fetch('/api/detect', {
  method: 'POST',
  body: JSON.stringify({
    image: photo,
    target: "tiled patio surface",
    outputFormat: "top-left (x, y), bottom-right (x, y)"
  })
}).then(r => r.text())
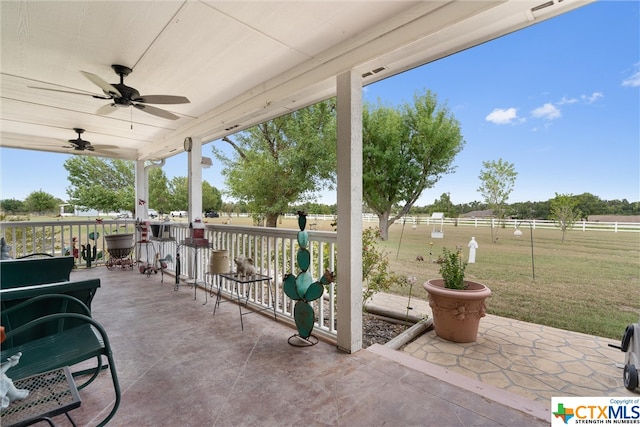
top-left (32, 267), bottom-right (554, 427)
top-left (366, 292), bottom-right (637, 405)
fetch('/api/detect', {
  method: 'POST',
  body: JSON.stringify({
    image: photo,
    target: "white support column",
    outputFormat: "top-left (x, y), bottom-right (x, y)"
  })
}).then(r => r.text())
top-left (336, 70), bottom-right (363, 353)
top-left (187, 137), bottom-right (203, 222)
top-left (134, 160), bottom-right (146, 219)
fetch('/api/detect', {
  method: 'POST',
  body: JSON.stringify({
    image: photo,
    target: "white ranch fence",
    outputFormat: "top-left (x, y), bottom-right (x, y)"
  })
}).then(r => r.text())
top-left (281, 213), bottom-right (640, 233)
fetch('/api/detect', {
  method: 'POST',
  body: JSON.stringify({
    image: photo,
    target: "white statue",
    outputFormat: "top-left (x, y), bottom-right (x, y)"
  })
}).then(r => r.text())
top-left (1, 353), bottom-right (29, 409)
top-left (468, 237), bottom-right (479, 264)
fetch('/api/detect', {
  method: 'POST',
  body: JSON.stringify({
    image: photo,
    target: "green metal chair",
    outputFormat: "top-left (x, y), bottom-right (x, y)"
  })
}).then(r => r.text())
top-left (0, 294), bottom-right (121, 427)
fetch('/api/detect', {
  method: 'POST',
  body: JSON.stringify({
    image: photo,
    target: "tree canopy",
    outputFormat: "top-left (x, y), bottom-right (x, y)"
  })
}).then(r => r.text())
top-left (64, 156), bottom-right (221, 216)
top-left (148, 167), bottom-right (171, 213)
top-left (363, 90), bottom-right (465, 239)
top-left (0, 198), bottom-right (26, 214)
top-left (213, 100), bottom-right (337, 227)
top-left (25, 190), bottom-right (59, 215)
top-left (64, 157), bottom-right (135, 214)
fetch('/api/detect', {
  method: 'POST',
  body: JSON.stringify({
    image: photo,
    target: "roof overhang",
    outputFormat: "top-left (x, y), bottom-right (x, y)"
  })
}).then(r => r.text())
top-left (0, 0), bottom-right (594, 162)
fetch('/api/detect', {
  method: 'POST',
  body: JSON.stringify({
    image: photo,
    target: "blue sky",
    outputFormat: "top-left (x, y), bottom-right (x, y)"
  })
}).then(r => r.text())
top-left (1, 1), bottom-right (638, 207)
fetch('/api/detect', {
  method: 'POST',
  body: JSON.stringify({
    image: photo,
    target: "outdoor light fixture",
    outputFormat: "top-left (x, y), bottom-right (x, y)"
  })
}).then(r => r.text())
top-left (201, 157), bottom-right (213, 168)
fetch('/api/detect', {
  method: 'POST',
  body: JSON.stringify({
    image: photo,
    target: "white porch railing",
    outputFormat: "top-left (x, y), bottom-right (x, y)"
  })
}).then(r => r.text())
top-left (0, 220), bottom-right (339, 341)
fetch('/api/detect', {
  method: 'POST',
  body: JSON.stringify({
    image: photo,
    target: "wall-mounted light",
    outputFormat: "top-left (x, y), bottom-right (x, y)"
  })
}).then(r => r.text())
top-left (201, 156), bottom-right (213, 169)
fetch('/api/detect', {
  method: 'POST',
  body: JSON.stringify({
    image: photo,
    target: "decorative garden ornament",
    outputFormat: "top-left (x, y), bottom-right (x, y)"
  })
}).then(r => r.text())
top-left (1, 353), bottom-right (29, 409)
top-left (283, 211), bottom-right (335, 346)
top-left (467, 237), bottom-right (478, 263)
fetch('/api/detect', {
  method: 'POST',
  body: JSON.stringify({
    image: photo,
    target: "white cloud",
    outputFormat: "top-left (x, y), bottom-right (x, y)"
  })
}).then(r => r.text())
top-left (485, 107), bottom-right (520, 125)
top-left (531, 103), bottom-right (561, 120)
top-left (582, 92), bottom-right (603, 103)
top-left (622, 70), bottom-right (640, 87)
top-left (557, 96), bottom-right (578, 105)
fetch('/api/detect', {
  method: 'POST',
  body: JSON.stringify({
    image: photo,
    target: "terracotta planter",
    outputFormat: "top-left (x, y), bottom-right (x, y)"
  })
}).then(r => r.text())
top-left (423, 279), bottom-right (491, 343)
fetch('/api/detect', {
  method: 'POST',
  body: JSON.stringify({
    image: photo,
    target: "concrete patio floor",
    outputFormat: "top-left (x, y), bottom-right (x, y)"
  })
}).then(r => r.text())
top-left (28, 267), bottom-right (552, 427)
top-left (26, 266), bottom-right (638, 426)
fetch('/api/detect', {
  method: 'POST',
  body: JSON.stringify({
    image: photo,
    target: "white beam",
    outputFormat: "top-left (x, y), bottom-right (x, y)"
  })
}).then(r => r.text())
top-left (187, 137), bottom-right (203, 222)
top-left (336, 70), bottom-right (363, 353)
top-left (134, 160), bottom-right (146, 219)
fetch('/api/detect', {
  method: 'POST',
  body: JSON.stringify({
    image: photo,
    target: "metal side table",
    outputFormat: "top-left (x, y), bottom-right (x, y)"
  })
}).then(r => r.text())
top-left (1, 367), bottom-right (81, 427)
top-left (213, 273), bottom-right (276, 330)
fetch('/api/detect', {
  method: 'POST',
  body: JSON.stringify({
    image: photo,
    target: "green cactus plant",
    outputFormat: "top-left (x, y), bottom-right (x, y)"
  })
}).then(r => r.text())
top-left (81, 243), bottom-right (98, 268)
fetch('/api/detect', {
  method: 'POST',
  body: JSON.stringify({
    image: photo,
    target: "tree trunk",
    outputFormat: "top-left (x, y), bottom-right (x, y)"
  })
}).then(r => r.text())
top-left (265, 212), bottom-right (279, 228)
top-left (378, 213), bottom-right (390, 240)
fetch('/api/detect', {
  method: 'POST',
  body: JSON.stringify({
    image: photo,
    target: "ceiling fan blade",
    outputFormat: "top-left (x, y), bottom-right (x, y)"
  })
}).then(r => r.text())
top-left (133, 103), bottom-right (180, 120)
top-left (64, 144), bottom-right (87, 151)
top-left (96, 103), bottom-right (118, 116)
top-left (134, 95), bottom-right (190, 104)
top-left (28, 86), bottom-right (109, 98)
top-left (80, 71), bottom-right (121, 97)
top-left (92, 144), bottom-right (119, 150)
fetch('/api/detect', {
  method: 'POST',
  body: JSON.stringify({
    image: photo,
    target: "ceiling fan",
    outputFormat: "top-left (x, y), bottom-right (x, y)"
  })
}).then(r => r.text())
top-left (63, 128), bottom-right (117, 154)
top-left (31, 64), bottom-right (190, 120)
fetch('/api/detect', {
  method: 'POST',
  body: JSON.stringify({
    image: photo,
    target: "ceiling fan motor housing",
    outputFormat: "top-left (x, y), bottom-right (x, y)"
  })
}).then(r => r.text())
top-left (110, 84), bottom-right (140, 106)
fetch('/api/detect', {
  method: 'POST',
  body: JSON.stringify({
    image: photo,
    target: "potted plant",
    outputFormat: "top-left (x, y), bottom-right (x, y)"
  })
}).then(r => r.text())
top-left (423, 247), bottom-right (491, 342)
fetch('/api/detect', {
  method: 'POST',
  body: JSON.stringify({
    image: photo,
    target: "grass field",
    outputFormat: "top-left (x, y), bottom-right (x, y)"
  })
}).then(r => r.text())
top-left (375, 220), bottom-right (639, 340)
top-left (10, 214), bottom-right (640, 340)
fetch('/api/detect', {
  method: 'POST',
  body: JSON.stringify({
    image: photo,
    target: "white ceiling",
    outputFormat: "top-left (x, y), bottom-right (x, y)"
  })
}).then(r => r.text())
top-left (0, 0), bottom-right (593, 162)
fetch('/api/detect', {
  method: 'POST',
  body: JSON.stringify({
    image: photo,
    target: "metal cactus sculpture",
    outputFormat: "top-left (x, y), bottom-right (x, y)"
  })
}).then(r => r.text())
top-left (81, 243), bottom-right (98, 268)
top-left (283, 211), bottom-right (335, 346)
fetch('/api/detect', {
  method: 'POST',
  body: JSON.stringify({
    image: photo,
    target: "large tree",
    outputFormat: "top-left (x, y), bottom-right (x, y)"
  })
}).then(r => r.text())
top-left (477, 158), bottom-right (518, 243)
top-left (168, 176), bottom-right (188, 211)
top-left (430, 192), bottom-right (458, 218)
top-left (202, 181), bottom-right (223, 212)
top-left (1, 198), bottom-right (26, 214)
top-left (573, 192), bottom-right (605, 219)
top-left (363, 90), bottom-right (464, 240)
top-left (148, 167), bottom-right (171, 214)
top-left (64, 157), bottom-right (135, 214)
top-left (213, 100), bottom-right (336, 227)
top-left (24, 190), bottom-right (59, 215)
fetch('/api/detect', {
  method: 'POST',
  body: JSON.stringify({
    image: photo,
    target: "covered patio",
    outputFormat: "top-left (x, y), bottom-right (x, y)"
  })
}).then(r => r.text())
top-left (4, 3), bottom-right (613, 425)
top-left (0, 0), bottom-right (595, 353)
top-left (57, 267), bottom-right (548, 427)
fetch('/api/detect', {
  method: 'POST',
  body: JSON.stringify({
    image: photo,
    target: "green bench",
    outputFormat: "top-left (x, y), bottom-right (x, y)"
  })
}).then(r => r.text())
top-left (0, 255), bottom-right (75, 289)
top-left (0, 280), bottom-right (121, 426)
